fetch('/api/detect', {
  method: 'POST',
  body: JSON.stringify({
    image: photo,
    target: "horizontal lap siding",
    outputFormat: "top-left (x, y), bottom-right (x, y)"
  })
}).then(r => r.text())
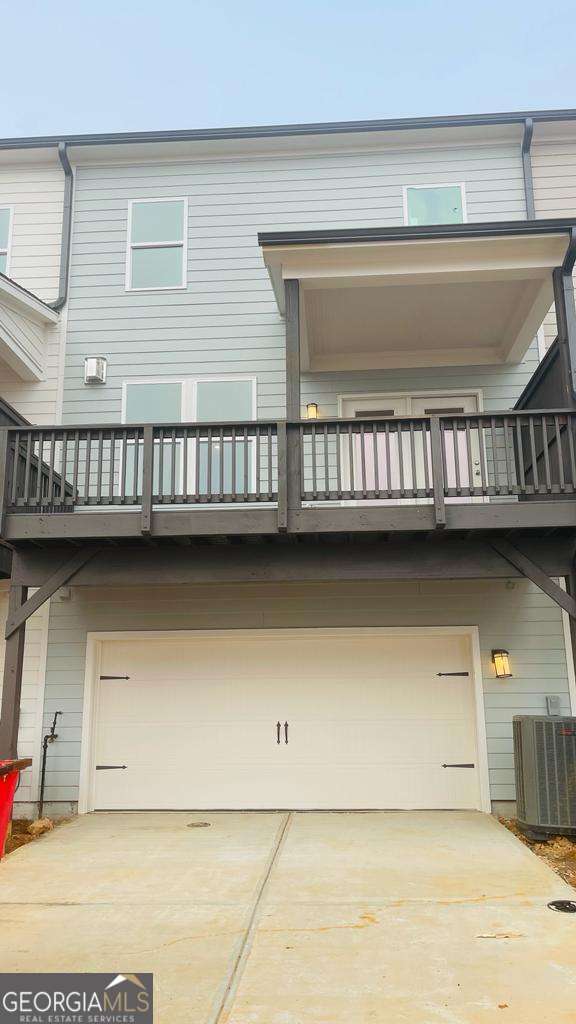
top-left (0, 586), bottom-right (50, 808)
top-left (42, 579), bottom-right (572, 806)
top-left (64, 142), bottom-right (526, 423)
top-left (0, 162), bottom-right (65, 422)
top-left (532, 137), bottom-right (576, 350)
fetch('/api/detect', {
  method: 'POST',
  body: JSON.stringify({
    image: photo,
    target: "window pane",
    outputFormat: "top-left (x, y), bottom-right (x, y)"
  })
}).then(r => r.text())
top-left (0, 253), bottom-right (6, 275)
top-left (125, 382), bottom-right (182, 423)
top-left (196, 380), bottom-right (253, 422)
top-left (406, 186), bottom-right (463, 226)
top-left (131, 200), bottom-right (184, 244)
top-left (0, 209), bottom-right (10, 250)
top-left (131, 245), bottom-right (183, 288)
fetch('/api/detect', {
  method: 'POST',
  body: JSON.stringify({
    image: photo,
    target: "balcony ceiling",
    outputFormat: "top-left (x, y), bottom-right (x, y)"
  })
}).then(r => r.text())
top-left (261, 227), bottom-right (571, 370)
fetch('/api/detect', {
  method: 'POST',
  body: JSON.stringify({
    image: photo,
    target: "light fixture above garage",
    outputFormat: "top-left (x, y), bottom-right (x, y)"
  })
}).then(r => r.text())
top-left (492, 649), bottom-right (512, 679)
top-left (306, 402), bottom-right (319, 419)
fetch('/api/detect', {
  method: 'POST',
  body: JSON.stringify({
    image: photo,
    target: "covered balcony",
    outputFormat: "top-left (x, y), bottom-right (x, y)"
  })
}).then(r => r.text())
top-left (0, 220), bottom-right (575, 545)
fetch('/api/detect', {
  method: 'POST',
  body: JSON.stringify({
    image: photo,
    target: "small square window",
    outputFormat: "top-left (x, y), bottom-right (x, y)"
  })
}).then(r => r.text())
top-left (127, 199), bottom-right (186, 290)
top-left (405, 185), bottom-right (464, 226)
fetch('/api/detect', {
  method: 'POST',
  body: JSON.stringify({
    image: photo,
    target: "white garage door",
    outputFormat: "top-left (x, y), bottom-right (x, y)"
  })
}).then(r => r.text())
top-left (90, 630), bottom-right (483, 811)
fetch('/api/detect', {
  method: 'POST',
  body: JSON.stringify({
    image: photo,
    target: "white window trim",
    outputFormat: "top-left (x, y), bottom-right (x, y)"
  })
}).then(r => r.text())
top-left (0, 205), bottom-right (14, 277)
top-left (125, 197), bottom-right (188, 292)
top-left (121, 375), bottom-right (258, 424)
top-left (402, 183), bottom-right (468, 226)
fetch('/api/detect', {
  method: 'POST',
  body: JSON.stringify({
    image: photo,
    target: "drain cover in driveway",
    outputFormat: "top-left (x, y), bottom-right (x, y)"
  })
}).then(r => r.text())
top-left (548, 900), bottom-right (576, 913)
top-left (187, 822), bottom-right (211, 828)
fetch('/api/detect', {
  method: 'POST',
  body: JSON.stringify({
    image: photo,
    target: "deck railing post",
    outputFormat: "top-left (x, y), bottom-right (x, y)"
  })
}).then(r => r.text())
top-left (277, 421), bottom-right (288, 531)
top-left (429, 416), bottom-right (446, 528)
top-left (285, 421), bottom-right (302, 529)
top-left (0, 428), bottom-right (9, 537)
top-left (141, 426), bottom-right (154, 535)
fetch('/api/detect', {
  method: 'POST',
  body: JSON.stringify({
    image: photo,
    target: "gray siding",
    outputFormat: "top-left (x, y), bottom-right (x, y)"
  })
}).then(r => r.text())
top-left (63, 140), bottom-right (527, 424)
top-left (42, 579), bottom-right (572, 807)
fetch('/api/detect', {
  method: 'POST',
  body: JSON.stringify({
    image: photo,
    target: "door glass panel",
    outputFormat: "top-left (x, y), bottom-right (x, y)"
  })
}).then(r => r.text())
top-left (412, 396), bottom-right (479, 492)
top-left (0, 253), bottom-right (6, 275)
top-left (124, 382), bottom-right (183, 497)
top-left (406, 186), bottom-right (464, 225)
top-left (194, 380), bottom-right (255, 498)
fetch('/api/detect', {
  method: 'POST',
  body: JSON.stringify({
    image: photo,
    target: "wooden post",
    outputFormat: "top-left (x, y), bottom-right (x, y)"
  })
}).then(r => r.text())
top-left (429, 416), bottom-right (446, 528)
top-left (553, 261), bottom-right (576, 403)
top-left (283, 280), bottom-right (302, 530)
top-left (141, 425), bottom-right (154, 536)
top-left (0, 583), bottom-right (28, 759)
top-left (285, 279), bottom-right (300, 420)
top-left (276, 421), bottom-right (287, 531)
top-left (0, 428), bottom-right (9, 538)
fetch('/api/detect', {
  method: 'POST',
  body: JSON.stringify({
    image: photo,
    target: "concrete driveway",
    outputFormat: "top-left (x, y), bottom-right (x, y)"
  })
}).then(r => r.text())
top-left (1, 811), bottom-right (575, 1023)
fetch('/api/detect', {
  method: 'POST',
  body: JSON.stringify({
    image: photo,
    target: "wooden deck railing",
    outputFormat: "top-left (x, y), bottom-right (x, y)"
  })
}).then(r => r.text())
top-left (298, 410), bottom-right (576, 502)
top-left (1, 410), bottom-right (575, 536)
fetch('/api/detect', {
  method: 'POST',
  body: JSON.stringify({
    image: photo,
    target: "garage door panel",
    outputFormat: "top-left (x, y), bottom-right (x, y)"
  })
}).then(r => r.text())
top-left (92, 631), bottom-right (481, 811)
top-left (284, 719), bottom-right (476, 765)
top-left (95, 765), bottom-right (479, 811)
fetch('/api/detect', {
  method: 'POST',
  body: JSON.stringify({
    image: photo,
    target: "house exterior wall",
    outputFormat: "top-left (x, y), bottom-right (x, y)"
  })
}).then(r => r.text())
top-left (0, 584), bottom-right (50, 815)
top-left (532, 126), bottom-right (576, 351)
top-left (40, 578), bottom-right (573, 812)
top-left (63, 138), bottom-right (527, 424)
top-left (0, 157), bottom-right (67, 799)
top-left (0, 156), bottom-right (66, 421)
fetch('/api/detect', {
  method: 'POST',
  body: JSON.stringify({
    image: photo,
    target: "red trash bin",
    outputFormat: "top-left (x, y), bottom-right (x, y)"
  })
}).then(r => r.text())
top-left (0, 759), bottom-right (32, 858)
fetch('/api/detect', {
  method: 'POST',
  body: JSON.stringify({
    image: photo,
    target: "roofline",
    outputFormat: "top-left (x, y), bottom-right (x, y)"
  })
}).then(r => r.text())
top-left (2, 107), bottom-right (576, 151)
top-left (0, 272), bottom-right (60, 322)
top-left (258, 218), bottom-right (576, 250)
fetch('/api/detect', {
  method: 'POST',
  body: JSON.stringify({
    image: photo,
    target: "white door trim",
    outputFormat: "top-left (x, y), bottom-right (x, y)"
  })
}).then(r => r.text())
top-left (78, 625), bottom-right (490, 814)
top-left (337, 388), bottom-right (485, 417)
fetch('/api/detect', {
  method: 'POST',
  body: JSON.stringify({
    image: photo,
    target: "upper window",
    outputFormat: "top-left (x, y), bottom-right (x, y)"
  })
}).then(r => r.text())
top-left (0, 208), bottom-right (12, 275)
top-left (404, 185), bottom-right (465, 226)
top-left (126, 199), bottom-right (187, 290)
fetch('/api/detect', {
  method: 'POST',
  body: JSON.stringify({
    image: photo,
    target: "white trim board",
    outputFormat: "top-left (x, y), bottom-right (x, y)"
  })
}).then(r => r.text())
top-left (337, 388), bottom-right (484, 417)
top-left (78, 625), bottom-right (490, 815)
top-left (125, 196), bottom-right (189, 292)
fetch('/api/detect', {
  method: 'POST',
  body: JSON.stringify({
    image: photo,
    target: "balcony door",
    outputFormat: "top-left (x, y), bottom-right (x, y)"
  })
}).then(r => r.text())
top-left (340, 392), bottom-right (481, 502)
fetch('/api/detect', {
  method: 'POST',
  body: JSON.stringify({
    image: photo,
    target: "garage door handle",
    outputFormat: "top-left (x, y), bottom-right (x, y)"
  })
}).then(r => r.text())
top-left (284, 721), bottom-right (289, 745)
top-left (276, 722), bottom-right (281, 745)
top-left (442, 763), bottom-right (475, 768)
top-left (96, 764), bottom-right (127, 770)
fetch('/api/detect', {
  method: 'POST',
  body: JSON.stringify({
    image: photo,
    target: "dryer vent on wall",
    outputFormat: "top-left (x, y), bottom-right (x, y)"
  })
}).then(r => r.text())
top-left (513, 716), bottom-right (576, 837)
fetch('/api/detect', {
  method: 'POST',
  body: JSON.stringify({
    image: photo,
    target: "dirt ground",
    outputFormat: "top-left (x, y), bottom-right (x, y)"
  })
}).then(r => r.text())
top-left (3, 818), bottom-right (69, 856)
top-left (501, 817), bottom-right (576, 888)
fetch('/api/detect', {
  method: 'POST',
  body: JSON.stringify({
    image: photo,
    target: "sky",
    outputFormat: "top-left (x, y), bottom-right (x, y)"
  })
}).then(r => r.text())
top-left (1, 0), bottom-right (576, 138)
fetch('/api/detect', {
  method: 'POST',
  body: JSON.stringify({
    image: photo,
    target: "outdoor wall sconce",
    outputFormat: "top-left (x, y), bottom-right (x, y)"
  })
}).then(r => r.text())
top-left (492, 649), bottom-right (512, 679)
top-left (84, 356), bottom-right (107, 385)
top-left (306, 402), bottom-right (319, 419)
